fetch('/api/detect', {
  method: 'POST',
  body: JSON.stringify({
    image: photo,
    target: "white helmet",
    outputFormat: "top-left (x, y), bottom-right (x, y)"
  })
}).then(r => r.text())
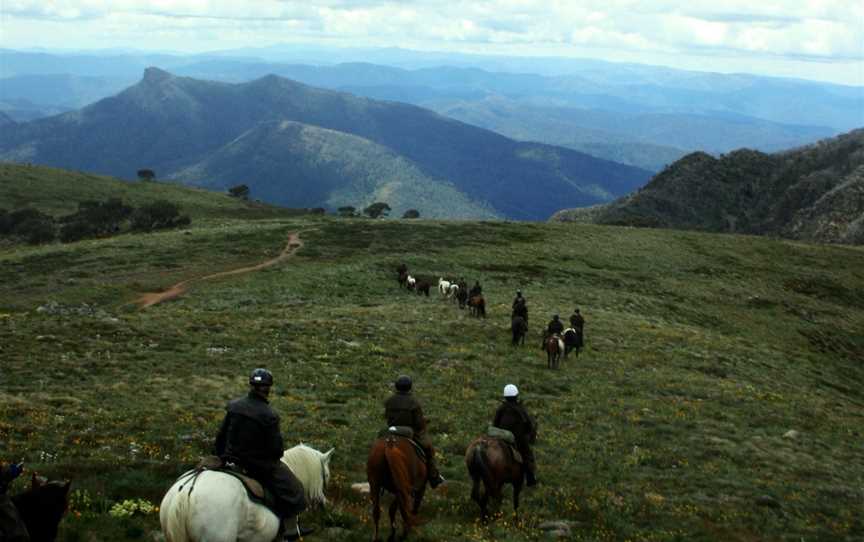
top-left (503, 384), bottom-right (519, 398)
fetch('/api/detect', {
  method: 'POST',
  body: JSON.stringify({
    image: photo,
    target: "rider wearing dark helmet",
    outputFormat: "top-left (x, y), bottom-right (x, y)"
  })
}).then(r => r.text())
top-left (493, 384), bottom-right (539, 486)
top-left (383, 375), bottom-right (446, 488)
top-left (214, 368), bottom-right (313, 541)
top-left (0, 461), bottom-right (29, 542)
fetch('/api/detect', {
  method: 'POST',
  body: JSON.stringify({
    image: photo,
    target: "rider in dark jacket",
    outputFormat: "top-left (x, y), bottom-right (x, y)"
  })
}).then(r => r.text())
top-left (493, 384), bottom-right (538, 486)
top-left (215, 368), bottom-right (312, 541)
top-left (384, 375), bottom-right (446, 488)
top-left (541, 314), bottom-right (564, 348)
top-left (0, 461), bottom-right (29, 542)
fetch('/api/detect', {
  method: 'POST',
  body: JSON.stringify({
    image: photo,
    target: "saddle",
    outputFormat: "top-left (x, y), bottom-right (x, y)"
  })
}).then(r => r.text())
top-left (486, 426), bottom-right (523, 464)
top-left (377, 426), bottom-right (427, 462)
top-left (182, 456), bottom-right (276, 511)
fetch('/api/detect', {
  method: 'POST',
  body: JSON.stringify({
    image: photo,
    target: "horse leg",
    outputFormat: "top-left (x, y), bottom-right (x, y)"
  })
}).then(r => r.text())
top-left (412, 486), bottom-right (426, 515)
top-left (388, 498), bottom-right (399, 542)
top-left (513, 478), bottom-right (523, 517)
top-left (371, 488), bottom-right (382, 542)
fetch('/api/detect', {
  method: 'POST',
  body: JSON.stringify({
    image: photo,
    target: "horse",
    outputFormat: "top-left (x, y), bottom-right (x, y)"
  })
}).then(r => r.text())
top-left (398, 270), bottom-right (409, 289)
top-left (406, 275), bottom-right (416, 290)
top-left (447, 283), bottom-right (459, 302)
top-left (512, 299), bottom-right (528, 322)
top-left (545, 334), bottom-right (563, 369)
top-left (160, 444), bottom-right (334, 542)
top-left (10, 473), bottom-right (71, 542)
top-left (511, 316), bottom-right (527, 346)
top-left (468, 295), bottom-right (486, 318)
top-left (367, 432), bottom-right (427, 542)
top-left (455, 286), bottom-right (468, 309)
top-left (414, 280), bottom-right (431, 297)
top-left (563, 328), bottom-right (582, 358)
top-left (465, 436), bottom-right (524, 520)
top-left (437, 278), bottom-right (451, 297)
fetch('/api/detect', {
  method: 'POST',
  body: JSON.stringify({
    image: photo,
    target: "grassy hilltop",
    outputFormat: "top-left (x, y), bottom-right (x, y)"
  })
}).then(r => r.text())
top-left (1, 166), bottom-right (863, 541)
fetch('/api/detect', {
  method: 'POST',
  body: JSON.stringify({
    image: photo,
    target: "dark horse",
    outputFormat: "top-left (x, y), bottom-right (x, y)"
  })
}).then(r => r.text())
top-left (465, 436), bottom-right (524, 520)
top-left (545, 334), bottom-right (562, 369)
top-left (456, 287), bottom-right (468, 309)
top-left (367, 433), bottom-right (427, 541)
top-left (511, 316), bottom-right (527, 346)
top-left (563, 328), bottom-right (582, 359)
top-left (468, 295), bottom-right (486, 318)
top-left (10, 474), bottom-right (71, 541)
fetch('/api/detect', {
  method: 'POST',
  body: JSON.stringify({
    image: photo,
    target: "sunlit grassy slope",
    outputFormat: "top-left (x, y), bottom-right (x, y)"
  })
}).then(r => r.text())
top-left (1, 168), bottom-right (863, 541)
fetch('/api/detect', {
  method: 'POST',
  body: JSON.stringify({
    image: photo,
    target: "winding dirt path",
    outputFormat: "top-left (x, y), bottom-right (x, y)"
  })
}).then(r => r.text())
top-left (135, 231), bottom-right (304, 309)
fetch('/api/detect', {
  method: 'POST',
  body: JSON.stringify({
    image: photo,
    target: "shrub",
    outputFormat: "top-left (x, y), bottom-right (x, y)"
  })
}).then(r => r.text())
top-left (16, 217), bottom-right (55, 245)
top-left (402, 209), bottom-right (420, 219)
top-left (228, 184), bottom-right (250, 200)
top-left (130, 200), bottom-right (188, 232)
top-left (137, 169), bottom-right (155, 181)
top-left (60, 220), bottom-right (98, 243)
top-left (363, 202), bottom-right (391, 219)
top-left (337, 206), bottom-right (357, 218)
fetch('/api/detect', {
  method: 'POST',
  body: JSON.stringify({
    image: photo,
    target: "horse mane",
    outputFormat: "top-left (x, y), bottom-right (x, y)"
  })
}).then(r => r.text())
top-left (282, 444), bottom-right (331, 505)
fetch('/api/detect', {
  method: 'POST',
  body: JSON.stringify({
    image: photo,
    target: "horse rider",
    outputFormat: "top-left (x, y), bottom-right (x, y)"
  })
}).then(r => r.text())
top-left (384, 375), bottom-right (446, 489)
top-left (493, 384), bottom-right (539, 486)
top-left (214, 368), bottom-right (313, 541)
top-left (541, 314), bottom-right (565, 349)
top-left (0, 461), bottom-right (29, 542)
top-left (469, 281), bottom-right (483, 299)
top-left (569, 308), bottom-right (585, 346)
top-left (512, 290), bottom-right (527, 320)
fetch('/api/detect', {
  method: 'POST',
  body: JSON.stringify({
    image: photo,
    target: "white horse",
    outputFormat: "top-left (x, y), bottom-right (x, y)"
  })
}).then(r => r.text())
top-left (447, 283), bottom-right (459, 301)
top-left (160, 444), bottom-right (334, 542)
top-left (438, 277), bottom-right (451, 296)
top-left (406, 275), bottom-right (416, 290)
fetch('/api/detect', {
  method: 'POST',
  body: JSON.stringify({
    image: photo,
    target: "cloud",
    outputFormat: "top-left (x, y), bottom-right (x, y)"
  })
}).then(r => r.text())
top-left (2, 0), bottom-right (862, 83)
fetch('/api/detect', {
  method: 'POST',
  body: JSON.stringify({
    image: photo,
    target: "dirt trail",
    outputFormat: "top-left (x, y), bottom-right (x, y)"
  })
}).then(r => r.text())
top-left (135, 231), bottom-right (304, 309)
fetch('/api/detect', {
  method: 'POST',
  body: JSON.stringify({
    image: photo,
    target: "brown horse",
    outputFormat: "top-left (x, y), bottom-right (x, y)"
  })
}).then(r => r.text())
top-left (465, 436), bottom-right (524, 520)
top-left (545, 334), bottom-right (563, 369)
top-left (468, 295), bottom-right (486, 318)
top-left (367, 434), bottom-right (427, 541)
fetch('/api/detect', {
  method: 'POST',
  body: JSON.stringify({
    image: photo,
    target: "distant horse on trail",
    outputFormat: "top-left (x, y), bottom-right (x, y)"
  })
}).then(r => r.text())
top-left (414, 280), bottom-right (431, 297)
top-left (160, 444), bottom-right (334, 542)
top-left (447, 283), bottom-right (460, 302)
top-left (545, 334), bottom-right (563, 369)
top-left (563, 328), bottom-right (582, 359)
top-left (406, 275), bottom-right (416, 290)
top-left (511, 316), bottom-right (527, 346)
top-left (456, 286), bottom-right (468, 309)
top-left (10, 474), bottom-right (71, 542)
top-left (465, 436), bottom-right (524, 520)
top-left (367, 431), bottom-right (427, 541)
top-left (468, 295), bottom-right (486, 318)
top-left (398, 270), bottom-right (409, 289)
top-left (437, 278), bottom-right (452, 297)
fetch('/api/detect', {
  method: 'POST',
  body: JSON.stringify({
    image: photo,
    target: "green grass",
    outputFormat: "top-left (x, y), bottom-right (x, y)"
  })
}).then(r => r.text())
top-left (1, 183), bottom-right (863, 540)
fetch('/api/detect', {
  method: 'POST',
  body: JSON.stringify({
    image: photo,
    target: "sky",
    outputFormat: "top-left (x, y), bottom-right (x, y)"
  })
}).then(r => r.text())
top-left (2, 0), bottom-right (863, 86)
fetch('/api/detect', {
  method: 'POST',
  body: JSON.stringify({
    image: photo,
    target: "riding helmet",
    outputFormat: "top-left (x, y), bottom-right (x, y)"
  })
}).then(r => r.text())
top-left (249, 368), bottom-right (274, 386)
top-left (395, 375), bottom-right (412, 392)
top-left (503, 384), bottom-right (519, 398)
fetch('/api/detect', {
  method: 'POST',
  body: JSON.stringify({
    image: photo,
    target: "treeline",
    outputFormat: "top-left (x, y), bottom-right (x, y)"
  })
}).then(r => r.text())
top-left (0, 198), bottom-right (190, 245)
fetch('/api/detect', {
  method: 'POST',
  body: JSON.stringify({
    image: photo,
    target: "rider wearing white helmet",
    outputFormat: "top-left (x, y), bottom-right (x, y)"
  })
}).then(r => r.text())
top-left (493, 384), bottom-right (539, 486)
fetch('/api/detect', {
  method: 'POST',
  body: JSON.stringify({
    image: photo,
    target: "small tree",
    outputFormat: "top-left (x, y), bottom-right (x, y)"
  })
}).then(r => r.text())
top-left (308, 207), bottom-right (326, 215)
top-left (363, 202), bottom-right (391, 219)
top-left (402, 209), bottom-right (420, 219)
top-left (137, 169), bottom-right (156, 181)
top-left (228, 184), bottom-right (250, 200)
top-left (337, 206), bottom-right (357, 218)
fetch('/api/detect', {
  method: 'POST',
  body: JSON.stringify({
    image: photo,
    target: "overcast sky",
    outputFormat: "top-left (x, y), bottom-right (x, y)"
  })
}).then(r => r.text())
top-left (2, 0), bottom-right (863, 86)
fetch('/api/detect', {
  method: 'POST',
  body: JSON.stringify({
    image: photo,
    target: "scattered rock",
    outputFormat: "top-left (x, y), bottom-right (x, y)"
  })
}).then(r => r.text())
top-left (783, 430), bottom-right (800, 440)
top-left (351, 482), bottom-right (370, 494)
top-left (206, 347), bottom-right (230, 355)
top-left (539, 521), bottom-right (572, 538)
top-left (338, 339), bottom-right (361, 348)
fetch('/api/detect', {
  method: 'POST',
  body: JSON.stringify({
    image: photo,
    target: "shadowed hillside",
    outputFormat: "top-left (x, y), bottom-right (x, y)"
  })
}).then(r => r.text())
top-left (552, 129), bottom-right (864, 244)
top-left (0, 68), bottom-right (651, 220)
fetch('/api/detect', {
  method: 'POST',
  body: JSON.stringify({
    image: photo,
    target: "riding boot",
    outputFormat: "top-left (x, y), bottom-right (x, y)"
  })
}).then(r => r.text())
top-left (426, 457), bottom-right (445, 488)
top-left (525, 460), bottom-right (539, 487)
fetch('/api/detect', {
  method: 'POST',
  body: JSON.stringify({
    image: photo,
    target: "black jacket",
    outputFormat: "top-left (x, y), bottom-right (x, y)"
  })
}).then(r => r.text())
top-left (215, 392), bottom-right (285, 473)
top-left (384, 391), bottom-right (427, 434)
top-left (493, 400), bottom-right (537, 446)
top-left (547, 319), bottom-right (564, 335)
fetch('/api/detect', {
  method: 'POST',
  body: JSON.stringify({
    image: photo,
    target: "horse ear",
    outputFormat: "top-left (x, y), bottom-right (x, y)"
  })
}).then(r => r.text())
top-left (324, 448), bottom-right (335, 462)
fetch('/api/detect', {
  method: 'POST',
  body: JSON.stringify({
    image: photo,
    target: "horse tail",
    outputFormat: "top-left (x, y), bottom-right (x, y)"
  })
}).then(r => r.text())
top-left (384, 439), bottom-right (417, 526)
top-left (161, 481), bottom-right (192, 542)
top-left (469, 440), bottom-right (492, 486)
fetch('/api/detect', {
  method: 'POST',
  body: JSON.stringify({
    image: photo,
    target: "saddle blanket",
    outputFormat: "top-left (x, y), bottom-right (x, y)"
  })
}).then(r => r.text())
top-left (377, 427), bottom-right (426, 461)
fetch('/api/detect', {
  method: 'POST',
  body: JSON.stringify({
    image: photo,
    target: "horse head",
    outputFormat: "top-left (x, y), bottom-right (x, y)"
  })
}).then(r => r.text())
top-left (12, 477), bottom-right (71, 542)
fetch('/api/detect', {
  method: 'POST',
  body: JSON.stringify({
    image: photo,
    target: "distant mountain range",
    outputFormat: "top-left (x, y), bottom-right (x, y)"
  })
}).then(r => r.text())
top-left (0, 68), bottom-right (650, 220)
top-left (2, 48), bottom-right (860, 172)
top-left (551, 129), bottom-right (864, 245)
